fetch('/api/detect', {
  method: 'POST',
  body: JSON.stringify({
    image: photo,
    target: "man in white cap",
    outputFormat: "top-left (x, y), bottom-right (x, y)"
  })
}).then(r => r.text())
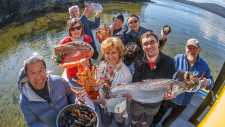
top-left (150, 38), bottom-right (214, 127)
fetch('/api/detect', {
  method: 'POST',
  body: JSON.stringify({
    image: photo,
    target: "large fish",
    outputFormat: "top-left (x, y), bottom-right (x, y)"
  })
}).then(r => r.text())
top-left (111, 71), bottom-right (200, 103)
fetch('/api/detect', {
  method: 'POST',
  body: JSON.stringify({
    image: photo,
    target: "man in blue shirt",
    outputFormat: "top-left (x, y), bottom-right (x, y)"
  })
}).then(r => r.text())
top-left (67, 2), bottom-right (101, 59)
top-left (150, 38), bottom-right (214, 127)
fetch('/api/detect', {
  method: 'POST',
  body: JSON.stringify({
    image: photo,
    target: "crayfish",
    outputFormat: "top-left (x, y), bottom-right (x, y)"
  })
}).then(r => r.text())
top-left (71, 65), bottom-right (107, 102)
top-left (96, 24), bottom-right (114, 42)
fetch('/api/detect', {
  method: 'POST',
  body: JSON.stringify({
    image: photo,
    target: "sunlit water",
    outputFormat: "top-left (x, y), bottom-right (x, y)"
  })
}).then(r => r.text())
top-left (0, 0), bottom-right (225, 126)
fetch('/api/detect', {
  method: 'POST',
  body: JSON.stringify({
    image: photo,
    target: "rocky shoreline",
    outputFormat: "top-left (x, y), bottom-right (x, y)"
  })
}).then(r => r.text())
top-left (0, 0), bottom-right (150, 28)
top-left (0, 0), bottom-right (85, 28)
top-left (0, 0), bottom-right (224, 27)
top-left (174, 0), bottom-right (225, 18)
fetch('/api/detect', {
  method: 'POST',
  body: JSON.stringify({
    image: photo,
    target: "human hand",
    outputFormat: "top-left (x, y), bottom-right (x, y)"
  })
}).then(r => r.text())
top-left (104, 79), bottom-right (112, 87)
top-left (161, 30), bottom-right (169, 40)
top-left (76, 98), bottom-right (86, 105)
top-left (122, 93), bottom-right (133, 100)
top-left (118, 83), bottom-right (126, 86)
top-left (164, 92), bottom-right (176, 100)
top-left (83, 2), bottom-right (94, 16)
top-left (96, 13), bottom-right (100, 18)
top-left (106, 63), bottom-right (115, 79)
top-left (125, 42), bottom-right (134, 55)
top-left (88, 94), bottom-right (106, 105)
top-left (200, 78), bottom-right (210, 89)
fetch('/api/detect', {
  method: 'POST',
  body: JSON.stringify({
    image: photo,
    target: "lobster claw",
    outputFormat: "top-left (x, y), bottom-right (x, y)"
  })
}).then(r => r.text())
top-left (61, 57), bottom-right (90, 68)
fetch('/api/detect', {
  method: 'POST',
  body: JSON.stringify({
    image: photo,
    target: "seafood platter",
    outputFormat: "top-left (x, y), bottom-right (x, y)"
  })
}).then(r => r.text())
top-left (96, 24), bottom-right (113, 42)
top-left (52, 41), bottom-right (94, 68)
top-left (57, 104), bottom-right (98, 127)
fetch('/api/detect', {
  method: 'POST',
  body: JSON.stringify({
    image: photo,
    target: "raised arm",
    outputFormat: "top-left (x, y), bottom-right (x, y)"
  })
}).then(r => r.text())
top-left (200, 66), bottom-right (214, 90)
top-left (82, 3), bottom-right (100, 30)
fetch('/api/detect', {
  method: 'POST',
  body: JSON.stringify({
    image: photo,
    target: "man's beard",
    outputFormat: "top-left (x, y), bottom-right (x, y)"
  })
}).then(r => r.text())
top-left (187, 55), bottom-right (194, 61)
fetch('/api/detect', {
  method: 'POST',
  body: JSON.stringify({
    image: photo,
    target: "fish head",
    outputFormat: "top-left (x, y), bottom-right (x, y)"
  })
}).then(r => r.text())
top-left (170, 81), bottom-right (188, 96)
top-left (174, 70), bottom-right (200, 92)
top-left (174, 70), bottom-right (185, 81)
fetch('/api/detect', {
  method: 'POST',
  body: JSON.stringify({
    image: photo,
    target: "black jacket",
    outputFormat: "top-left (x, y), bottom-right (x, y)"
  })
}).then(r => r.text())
top-left (132, 51), bottom-right (176, 82)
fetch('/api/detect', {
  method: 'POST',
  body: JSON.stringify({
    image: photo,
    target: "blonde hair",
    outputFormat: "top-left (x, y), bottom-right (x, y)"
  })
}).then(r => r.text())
top-left (101, 37), bottom-right (125, 60)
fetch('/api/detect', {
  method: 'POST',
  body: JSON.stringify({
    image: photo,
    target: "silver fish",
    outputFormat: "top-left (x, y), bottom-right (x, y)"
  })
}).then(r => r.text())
top-left (111, 79), bottom-right (193, 103)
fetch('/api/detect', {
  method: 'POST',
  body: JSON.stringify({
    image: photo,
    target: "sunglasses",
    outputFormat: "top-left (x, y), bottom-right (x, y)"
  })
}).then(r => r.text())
top-left (143, 40), bottom-right (157, 47)
top-left (70, 26), bottom-right (82, 31)
top-left (129, 20), bottom-right (139, 24)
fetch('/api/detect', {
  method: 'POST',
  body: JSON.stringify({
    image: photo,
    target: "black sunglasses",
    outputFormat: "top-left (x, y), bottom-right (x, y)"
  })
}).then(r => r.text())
top-left (129, 20), bottom-right (139, 24)
top-left (70, 26), bottom-right (82, 31)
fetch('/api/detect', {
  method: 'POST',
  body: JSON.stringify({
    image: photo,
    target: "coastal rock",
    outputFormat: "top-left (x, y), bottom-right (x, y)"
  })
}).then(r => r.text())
top-left (0, 0), bottom-right (81, 27)
top-left (174, 0), bottom-right (225, 18)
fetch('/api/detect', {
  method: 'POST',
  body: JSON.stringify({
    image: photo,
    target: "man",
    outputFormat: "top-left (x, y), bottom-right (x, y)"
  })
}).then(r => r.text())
top-left (109, 13), bottom-right (128, 41)
top-left (123, 14), bottom-right (169, 73)
top-left (129, 31), bottom-right (176, 127)
top-left (150, 38), bottom-right (214, 127)
top-left (18, 54), bottom-right (75, 127)
top-left (67, 2), bottom-right (102, 59)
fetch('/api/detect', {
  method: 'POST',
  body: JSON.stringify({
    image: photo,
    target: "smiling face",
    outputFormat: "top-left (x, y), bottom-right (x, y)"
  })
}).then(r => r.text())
top-left (128, 17), bottom-right (140, 33)
top-left (70, 23), bottom-right (82, 39)
top-left (186, 45), bottom-right (201, 62)
top-left (26, 61), bottom-right (47, 90)
top-left (104, 47), bottom-right (120, 66)
top-left (142, 35), bottom-right (159, 59)
top-left (70, 8), bottom-right (80, 18)
top-left (113, 18), bottom-right (123, 30)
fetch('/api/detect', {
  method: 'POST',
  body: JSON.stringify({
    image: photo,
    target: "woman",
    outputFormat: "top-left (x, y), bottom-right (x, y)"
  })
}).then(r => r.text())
top-left (58, 18), bottom-right (96, 110)
top-left (109, 13), bottom-right (128, 42)
top-left (88, 37), bottom-right (132, 127)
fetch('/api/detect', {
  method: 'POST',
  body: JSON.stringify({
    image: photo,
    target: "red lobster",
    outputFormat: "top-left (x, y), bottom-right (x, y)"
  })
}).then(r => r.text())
top-left (71, 65), bottom-right (107, 102)
top-left (96, 24), bottom-right (114, 42)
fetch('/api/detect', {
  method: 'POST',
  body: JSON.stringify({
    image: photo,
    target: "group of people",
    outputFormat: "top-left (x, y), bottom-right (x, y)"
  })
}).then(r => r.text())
top-left (18, 2), bottom-right (214, 127)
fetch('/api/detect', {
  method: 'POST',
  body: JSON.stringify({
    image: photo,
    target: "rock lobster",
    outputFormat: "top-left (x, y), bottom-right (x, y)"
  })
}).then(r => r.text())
top-left (53, 41), bottom-right (108, 104)
top-left (96, 24), bottom-right (114, 42)
top-left (71, 65), bottom-right (107, 102)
